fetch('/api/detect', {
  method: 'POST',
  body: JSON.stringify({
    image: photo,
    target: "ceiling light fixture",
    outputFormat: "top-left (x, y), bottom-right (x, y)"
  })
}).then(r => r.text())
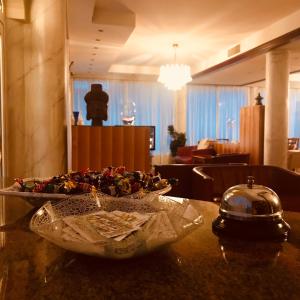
top-left (158, 43), bottom-right (192, 91)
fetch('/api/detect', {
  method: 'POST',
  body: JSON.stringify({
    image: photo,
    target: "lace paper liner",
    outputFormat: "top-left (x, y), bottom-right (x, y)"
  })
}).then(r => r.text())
top-left (30, 194), bottom-right (203, 259)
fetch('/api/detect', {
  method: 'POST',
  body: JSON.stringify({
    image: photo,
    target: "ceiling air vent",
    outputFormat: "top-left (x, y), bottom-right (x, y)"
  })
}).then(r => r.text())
top-left (228, 44), bottom-right (240, 57)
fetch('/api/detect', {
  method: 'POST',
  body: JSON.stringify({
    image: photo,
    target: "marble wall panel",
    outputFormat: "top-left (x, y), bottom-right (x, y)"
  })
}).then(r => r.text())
top-left (29, 0), bottom-right (65, 73)
top-left (24, 58), bottom-right (66, 177)
top-left (5, 20), bottom-right (25, 86)
top-left (30, 0), bottom-right (59, 22)
top-left (5, 0), bottom-right (67, 178)
top-left (5, 19), bottom-right (26, 177)
top-left (5, 79), bottom-right (26, 177)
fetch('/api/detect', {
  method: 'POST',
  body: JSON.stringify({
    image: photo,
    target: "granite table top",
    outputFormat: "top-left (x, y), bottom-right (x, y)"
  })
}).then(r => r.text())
top-left (0, 196), bottom-right (299, 300)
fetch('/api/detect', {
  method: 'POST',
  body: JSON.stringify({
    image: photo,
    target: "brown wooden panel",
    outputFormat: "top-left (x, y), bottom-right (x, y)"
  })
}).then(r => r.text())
top-left (72, 126), bottom-right (79, 170)
top-left (253, 107), bottom-right (259, 164)
top-left (239, 108), bottom-right (246, 153)
top-left (215, 143), bottom-right (222, 154)
top-left (143, 128), bottom-right (151, 171)
top-left (89, 127), bottom-right (102, 170)
top-left (77, 126), bottom-right (90, 170)
top-left (245, 107), bottom-right (251, 156)
top-left (258, 106), bottom-right (265, 164)
top-left (134, 127), bottom-right (150, 171)
top-left (101, 127), bottom-right (113, 168)
top-left (72, 126), bottom-right (150, 171)
top-left (134, 127), bottom-right (144, 170)
top-left (239, 106), bottom-right (265, 165)
top-left (249, 106), bottom-right (254, 163)
top-left (123, 127), bottom-right (135, 170)
top-left (112, 127), bottom-right (124, 167)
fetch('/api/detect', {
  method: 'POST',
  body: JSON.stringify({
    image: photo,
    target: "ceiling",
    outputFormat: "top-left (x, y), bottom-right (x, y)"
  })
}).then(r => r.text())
top-left (193, 39), bottom-right (300, 86)
top-left (68, 0), bottom-right (300, 86)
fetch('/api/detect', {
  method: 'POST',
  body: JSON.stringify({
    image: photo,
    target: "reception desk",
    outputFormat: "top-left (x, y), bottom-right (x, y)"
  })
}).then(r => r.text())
top-left (72, 126), bottom-right (151, 171)
top-left (1, 197), bottom-right (300, 299)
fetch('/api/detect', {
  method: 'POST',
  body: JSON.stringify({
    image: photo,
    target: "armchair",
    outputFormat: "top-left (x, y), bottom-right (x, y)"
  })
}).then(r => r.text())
top-left (174, 142), bottom-right (249, 165)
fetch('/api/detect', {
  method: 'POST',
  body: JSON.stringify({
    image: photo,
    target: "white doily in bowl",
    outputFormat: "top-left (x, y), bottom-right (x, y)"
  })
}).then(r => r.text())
top-left (30, 193), bottom-right (203, 259)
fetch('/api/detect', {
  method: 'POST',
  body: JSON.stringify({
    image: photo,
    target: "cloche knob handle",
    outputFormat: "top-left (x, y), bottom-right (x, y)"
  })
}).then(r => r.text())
top-left (247, 176), bottom-right (255, 189)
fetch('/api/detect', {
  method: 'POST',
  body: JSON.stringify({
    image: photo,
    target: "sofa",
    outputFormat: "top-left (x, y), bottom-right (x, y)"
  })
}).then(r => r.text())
top-left (155, 164), bottom-right (300, 212)
top-left (193, 165), bottom-right (300, 212)
top-left (174, 142), bottom-right (249, 165)
top-left (192, 152), bottom-right (250, 164)
top-left (174, 146), bottom-right (216, 164)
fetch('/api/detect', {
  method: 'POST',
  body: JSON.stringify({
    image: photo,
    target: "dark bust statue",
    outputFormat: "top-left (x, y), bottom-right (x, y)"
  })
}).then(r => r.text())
top-left (84, 84), bottom-right (109, 126)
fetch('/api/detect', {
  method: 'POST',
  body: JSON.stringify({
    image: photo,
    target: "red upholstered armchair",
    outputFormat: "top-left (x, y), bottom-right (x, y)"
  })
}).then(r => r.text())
top-left (174, 146), bottom-right (216, 164)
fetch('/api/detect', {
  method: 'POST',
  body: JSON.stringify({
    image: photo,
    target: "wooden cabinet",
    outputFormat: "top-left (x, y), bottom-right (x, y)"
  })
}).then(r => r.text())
top-left (240, 105), bottom-right (265, 164)
top-left (72, 126), bottom-right (150, 171)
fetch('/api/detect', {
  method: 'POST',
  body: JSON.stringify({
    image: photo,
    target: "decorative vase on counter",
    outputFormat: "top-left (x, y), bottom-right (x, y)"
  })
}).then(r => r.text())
top-left (73, 111), bottom-right (80, 126)
top-left (255, 93), bottom-right (263, 105)
top-left (121, 101), bottom-right (136, 125)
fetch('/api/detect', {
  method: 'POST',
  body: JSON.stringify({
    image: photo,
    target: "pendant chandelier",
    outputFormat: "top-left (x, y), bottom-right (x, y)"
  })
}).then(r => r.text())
top-left (158, 43), bottom-right (192, 91)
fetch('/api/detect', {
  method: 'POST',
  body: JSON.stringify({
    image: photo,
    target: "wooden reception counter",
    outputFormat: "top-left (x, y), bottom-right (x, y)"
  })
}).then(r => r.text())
top-left (72, 126), bottom-right (150, 171)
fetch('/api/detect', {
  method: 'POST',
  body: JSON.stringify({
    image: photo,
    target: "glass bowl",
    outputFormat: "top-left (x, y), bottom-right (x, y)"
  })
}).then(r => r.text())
top-left (30, 193), bottom-right (203, 259)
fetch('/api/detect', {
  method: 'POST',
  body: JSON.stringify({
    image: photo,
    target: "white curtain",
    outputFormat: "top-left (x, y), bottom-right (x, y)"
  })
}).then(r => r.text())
top-left (186, 85), bottom-right (248, 144)
top-left (289, 89), bottom-right (300, 138)
top-left (126, 81), bottom-right (175, 159)
top-left (186, 85), bottom-right (217, 145)
top-left (218, 86), bottom-right (248, 141)
top-left (73, 79), bottom-right (175, 162)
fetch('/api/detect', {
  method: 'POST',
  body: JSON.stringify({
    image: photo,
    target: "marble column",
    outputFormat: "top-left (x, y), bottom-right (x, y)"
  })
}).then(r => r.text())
top-left (5, 0), bottom-right (67, 178)
top-left (264, 49), bottom-right (289, 168)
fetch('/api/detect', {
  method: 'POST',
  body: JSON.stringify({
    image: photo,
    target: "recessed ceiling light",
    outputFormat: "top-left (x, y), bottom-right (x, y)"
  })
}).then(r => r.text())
top-left (95, 39), bottom-right (101, 42)
top-left (98, 29), bottom-right (103, 32)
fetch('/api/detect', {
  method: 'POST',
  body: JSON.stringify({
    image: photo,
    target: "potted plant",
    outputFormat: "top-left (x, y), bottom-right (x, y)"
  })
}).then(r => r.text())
top-left (168, 125), bottom-right (187, 157)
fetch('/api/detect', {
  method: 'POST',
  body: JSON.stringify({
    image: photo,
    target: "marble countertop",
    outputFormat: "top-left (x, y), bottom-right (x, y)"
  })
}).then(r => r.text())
top-left (0, 197), bottom-right (299, 300)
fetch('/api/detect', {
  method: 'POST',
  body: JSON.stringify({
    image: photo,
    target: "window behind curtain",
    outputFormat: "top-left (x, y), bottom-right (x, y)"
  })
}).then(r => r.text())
top-left (73, 79), bottom-right (175, 155)
top-left (217, 87), bottom-right (248, 141)
top-left (186, 85), bottom-right (217, 145)
top-left (186, 85), bottom-right (248, 144)
top-left (289, 89), bottom-right (300, 138)
top-left (127, 81), bottom-right (175, 155)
